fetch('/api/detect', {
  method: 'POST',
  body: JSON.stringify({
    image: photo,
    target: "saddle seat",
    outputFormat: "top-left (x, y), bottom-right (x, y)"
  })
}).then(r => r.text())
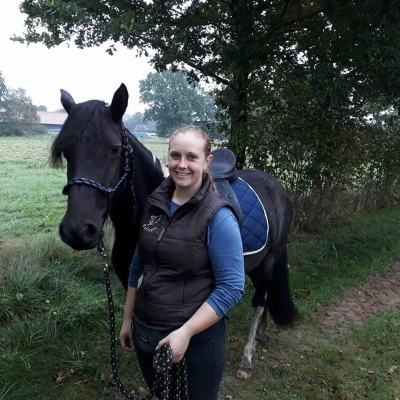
top-left (209, 148), bottom-right (243, 226)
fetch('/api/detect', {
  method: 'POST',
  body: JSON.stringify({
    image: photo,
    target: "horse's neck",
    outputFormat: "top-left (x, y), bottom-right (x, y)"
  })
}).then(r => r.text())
top-left (110, 135), bottom-right (165, 242)
top-left (128, 134), bottom-right (165, 196)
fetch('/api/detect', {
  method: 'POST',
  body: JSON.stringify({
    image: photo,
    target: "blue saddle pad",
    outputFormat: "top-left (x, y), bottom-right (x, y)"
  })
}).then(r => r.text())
top-left (231, 178), bottom-right (269, 255)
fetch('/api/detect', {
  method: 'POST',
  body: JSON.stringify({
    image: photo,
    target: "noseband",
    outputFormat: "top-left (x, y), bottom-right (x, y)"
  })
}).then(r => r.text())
top-left (61, 124), bottom-right (136, 250)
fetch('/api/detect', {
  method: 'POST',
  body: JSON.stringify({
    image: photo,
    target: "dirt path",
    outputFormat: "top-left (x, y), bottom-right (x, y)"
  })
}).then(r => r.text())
top-left (320, 261), bottom-right (400, 330)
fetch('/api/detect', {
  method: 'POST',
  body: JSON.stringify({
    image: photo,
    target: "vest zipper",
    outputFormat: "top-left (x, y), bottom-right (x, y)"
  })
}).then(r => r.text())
top-left (157, 227), bottom-right (166, 241)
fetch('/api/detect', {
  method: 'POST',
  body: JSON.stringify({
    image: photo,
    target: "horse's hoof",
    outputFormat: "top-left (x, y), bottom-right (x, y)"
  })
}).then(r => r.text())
top-left (236, 369), bottom-right (252, 379)
top-left (238, 356), bottom-right (253, 371)
top-left (256, 334), bottom-right (267, 343)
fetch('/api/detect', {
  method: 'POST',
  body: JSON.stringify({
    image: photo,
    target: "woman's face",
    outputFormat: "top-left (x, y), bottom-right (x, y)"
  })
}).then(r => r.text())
top-left (168, 131), bottom-right (212, 192)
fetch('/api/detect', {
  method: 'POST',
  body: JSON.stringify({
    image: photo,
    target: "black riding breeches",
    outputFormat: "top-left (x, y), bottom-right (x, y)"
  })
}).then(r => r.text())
top-left (133, 318), bottom-right (226, 400)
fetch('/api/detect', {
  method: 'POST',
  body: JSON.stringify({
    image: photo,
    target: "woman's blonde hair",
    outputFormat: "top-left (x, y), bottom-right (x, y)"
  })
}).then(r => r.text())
top-left (169, 125), bottom-right (212, 157)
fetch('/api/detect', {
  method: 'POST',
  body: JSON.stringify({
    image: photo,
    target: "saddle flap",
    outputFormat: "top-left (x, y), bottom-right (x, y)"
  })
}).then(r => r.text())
top-left (213, 178), bottom-right (243, 227)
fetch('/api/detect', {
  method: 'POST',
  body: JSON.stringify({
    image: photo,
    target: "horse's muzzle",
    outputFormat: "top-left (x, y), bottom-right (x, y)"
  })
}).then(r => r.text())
top-left (59, 220), bottom-right (100, 250)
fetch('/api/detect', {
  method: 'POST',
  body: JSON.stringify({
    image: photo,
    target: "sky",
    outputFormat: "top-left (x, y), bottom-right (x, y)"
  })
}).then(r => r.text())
top-left (0, 0), bottom-right (154, 114)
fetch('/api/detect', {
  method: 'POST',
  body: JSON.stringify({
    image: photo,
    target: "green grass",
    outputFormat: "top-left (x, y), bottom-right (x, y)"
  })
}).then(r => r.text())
top-left (1, 135), bottom-right (400, 399)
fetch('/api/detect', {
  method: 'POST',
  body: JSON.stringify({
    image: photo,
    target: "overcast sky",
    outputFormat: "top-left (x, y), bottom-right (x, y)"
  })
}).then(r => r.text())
top-left (0, 0), bottom-right (154, 114)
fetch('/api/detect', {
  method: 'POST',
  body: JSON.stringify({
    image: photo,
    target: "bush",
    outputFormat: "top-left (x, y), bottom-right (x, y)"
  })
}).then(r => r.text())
top-left (25, 124), bottom-right (48, 136)
top-left (0, 125), bottom-right (24, 137)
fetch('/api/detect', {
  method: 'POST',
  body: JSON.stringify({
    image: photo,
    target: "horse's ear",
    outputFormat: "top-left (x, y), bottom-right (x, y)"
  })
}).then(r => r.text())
top-left (110, 83), bottom-right (129, 122)
top-left (60, 89), bottom-right (76, 114)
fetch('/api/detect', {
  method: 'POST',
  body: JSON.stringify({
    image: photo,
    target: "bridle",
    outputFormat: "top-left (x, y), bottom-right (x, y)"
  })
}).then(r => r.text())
top-left (61, 123), bottom-right (137, 251)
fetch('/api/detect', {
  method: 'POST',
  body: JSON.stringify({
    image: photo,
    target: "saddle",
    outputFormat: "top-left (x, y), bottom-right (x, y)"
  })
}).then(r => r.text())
top-left (209, 148), bottom-right (244, 227)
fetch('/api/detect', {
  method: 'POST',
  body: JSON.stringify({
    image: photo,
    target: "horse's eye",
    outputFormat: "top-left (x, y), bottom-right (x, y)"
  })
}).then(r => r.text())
top-left (112, 145), bottom-right (122, 154)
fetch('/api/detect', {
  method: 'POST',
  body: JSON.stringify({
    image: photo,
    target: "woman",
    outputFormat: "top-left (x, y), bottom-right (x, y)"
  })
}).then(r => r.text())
top-left (119, 125), bottom-right (244, 400)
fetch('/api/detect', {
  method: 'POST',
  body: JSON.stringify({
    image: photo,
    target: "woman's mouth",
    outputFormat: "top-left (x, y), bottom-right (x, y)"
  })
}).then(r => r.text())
top-left (176, 171), bottom-right (190, 177)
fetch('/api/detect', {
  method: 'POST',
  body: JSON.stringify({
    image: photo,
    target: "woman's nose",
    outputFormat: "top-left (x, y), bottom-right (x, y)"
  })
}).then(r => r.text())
top-left (178, 158), bottom-right (187, 168)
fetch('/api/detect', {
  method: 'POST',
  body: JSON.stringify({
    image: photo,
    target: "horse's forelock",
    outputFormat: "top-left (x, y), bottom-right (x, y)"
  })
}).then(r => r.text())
top-left (49, 100), bottom-right (108, 168)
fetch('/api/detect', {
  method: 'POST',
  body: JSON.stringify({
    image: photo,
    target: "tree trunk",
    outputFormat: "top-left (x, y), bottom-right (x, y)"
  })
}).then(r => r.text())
top-left (226, 0), bottom-right (252, 169)
top-left (227, 72), bottom-right (249, 169)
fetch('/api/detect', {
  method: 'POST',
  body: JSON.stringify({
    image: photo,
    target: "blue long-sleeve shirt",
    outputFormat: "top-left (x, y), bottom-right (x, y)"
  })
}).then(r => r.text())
top-left (128, 203), bottom-right (245, 318)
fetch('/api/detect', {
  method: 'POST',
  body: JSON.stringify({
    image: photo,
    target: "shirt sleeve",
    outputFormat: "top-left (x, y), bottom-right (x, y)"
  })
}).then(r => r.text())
top-left (205, 206), bottom-right (245, 318)
top-left (128, 250), bottom-right (143, 288)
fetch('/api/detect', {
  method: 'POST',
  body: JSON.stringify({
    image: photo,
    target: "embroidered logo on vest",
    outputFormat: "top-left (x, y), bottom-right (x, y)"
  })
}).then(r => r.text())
top-left (143, 215), bottom-right (162, 232)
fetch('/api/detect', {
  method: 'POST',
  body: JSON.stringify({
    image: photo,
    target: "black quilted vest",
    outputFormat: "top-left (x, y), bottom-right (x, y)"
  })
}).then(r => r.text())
top-left (134, 175), bottom-right (229, 327)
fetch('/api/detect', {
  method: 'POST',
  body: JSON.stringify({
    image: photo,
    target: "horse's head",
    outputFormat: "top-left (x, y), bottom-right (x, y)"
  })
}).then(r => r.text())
top-left (51, 84), bottom-right (129, 250)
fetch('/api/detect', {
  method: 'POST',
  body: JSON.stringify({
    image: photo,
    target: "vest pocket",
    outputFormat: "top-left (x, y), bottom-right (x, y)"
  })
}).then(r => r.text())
top-left (148, 274), bottom-right (185, 306)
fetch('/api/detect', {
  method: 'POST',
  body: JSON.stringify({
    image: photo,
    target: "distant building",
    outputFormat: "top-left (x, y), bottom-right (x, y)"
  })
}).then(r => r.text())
top-left (131, 124), bottom-right (158, 138)
top-left (133, 124), bottom-right (150, 133)
top-left (0, 110), bottom-right (67, 132)
top-left (37, 111), bottom-right (67, 132)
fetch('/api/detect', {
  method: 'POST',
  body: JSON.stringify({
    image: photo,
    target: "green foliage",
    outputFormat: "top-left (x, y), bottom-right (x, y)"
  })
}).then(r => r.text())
top-left (0, 71), bottom-right (7, 105)
top-left (18, 0), bottom-right (400, 167)
top-left (0, 71), bottom-right (40, 135)
top-left (241, 42), bottom-right (400, 230)
top-left (0, 123), bottom-right (24, 137)
top-left (24, 124), bottom-right (48, 136)
top-left (139, 70), bottom-right (216, 137)
top-left (3, 87), bottom-right (39, 124)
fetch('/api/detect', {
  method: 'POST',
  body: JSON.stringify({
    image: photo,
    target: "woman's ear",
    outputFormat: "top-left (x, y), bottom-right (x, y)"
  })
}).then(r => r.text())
top-left (205, 154), bottom-right (213, 169)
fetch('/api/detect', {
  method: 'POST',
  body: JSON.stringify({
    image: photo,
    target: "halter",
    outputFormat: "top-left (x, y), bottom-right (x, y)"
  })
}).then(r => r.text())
top-left (61, 124), bottom-right (137, 250)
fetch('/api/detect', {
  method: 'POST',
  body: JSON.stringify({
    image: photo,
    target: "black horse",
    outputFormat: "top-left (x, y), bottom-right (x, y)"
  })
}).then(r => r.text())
top-left (50, 83), bottom-right (298, 370)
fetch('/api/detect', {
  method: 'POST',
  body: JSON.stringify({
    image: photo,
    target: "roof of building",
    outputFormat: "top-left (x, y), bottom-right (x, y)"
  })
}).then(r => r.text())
top-left (37, 111), bottom-right (68, 125)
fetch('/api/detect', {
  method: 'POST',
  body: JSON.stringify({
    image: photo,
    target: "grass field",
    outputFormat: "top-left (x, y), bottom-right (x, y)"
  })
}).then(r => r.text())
top-left (1, 135), bottom-right (400, 400)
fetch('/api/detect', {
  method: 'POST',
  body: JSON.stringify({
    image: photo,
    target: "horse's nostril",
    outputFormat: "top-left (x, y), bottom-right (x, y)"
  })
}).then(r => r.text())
top-left (86, 223), bottom-right (97, 237)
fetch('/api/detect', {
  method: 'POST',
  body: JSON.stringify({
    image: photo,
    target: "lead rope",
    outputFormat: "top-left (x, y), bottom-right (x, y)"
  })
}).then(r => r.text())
top-left (100, 248), bottom-right (189, 400)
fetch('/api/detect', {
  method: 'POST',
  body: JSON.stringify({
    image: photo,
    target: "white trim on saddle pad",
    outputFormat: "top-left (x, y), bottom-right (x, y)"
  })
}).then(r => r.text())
top-left (235, 178), bottom-right (269, 257)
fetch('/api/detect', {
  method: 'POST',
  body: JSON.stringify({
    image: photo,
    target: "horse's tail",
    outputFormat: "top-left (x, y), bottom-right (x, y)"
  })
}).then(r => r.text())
top-left (266, 246), bottom-right (299, 326)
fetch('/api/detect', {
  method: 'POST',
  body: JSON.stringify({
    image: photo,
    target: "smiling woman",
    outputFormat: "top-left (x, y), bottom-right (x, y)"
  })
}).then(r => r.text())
top-left (168, 126), bottom-right (214, 205)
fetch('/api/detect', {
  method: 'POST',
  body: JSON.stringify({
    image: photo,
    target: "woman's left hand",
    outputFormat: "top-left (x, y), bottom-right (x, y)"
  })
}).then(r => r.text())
top-left (156, 325), bottom-right (192, 363)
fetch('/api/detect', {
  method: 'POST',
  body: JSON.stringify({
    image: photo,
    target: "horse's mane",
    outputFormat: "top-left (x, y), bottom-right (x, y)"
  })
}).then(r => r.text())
top-left (50, 100), bottom-right (108, 168)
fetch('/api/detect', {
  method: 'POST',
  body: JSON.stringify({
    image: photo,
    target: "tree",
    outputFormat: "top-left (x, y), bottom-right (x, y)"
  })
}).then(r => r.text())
top-left (3, 88), bottom-right (39, 125)
top-left (19, 0), bottom-right (400, 167)
top-left (0, 71), bottom-right (6, 104)
top-left (0, 71), bottom-right (7, 122)
top-left (139, 70), bottom-right (216, 137)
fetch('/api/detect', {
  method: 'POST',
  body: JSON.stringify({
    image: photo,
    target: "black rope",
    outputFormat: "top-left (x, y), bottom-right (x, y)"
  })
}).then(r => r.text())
top-left (102, 255), bottom-right (188, 400)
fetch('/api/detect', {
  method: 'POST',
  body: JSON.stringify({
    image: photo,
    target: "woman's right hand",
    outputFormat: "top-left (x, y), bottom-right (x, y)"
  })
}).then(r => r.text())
top-left (119, 318), bottom-right (135, 352)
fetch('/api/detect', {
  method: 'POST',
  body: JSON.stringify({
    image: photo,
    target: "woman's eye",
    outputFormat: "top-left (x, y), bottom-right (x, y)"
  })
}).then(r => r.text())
top-left (170, 153), bottom-right (179, 159)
